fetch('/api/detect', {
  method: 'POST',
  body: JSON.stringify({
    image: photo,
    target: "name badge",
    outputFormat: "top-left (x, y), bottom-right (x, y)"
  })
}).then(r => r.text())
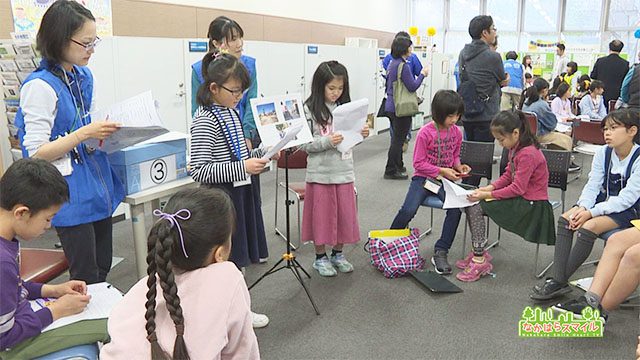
top-left (233, 176), bottom-right (251, 187)
top-left (341, 150), bottom-right (353, 160)
top-left (52, 155), bottom-right (73, 177)
top-left (423, 177), bottom-right (442, 194)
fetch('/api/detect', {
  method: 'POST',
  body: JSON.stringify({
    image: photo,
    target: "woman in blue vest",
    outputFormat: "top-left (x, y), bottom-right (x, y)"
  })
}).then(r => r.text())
top-left (191, 16), bottom-right (258, 148)
top-left (14, 0), bottom-right (124, 284)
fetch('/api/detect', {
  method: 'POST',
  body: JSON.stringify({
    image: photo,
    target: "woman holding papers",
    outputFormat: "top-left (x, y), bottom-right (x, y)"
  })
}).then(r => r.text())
top-left (460, 111), bottom-right (554, 282)
top-left (13, 1), bottom-right (124, 284)
top-left (300, 61), bottom-right (369, 277)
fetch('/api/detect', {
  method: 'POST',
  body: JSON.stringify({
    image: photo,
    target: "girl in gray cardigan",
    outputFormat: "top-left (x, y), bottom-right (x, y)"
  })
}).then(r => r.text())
top-left (300, 61), bottom-right (369, 277)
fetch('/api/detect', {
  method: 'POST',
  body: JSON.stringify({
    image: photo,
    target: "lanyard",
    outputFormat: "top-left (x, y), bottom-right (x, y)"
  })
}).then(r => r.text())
top-left (210, 106), bottom-right (243, 160)
top-left (435, 124), bottom-right (450, 167)
top-left (62, 69), bottom-right (89, 132)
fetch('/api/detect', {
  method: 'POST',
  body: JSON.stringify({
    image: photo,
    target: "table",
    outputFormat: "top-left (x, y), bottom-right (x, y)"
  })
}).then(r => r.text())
top-left (123, 177), bottom-right (197, 278)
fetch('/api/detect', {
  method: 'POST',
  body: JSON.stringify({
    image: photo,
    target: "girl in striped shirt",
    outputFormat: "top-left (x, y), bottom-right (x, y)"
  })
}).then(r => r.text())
top-left (189, 51), bottom-right (277, 328)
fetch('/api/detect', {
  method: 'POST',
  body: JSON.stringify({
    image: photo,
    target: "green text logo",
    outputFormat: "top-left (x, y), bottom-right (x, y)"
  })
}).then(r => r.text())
top-left (518, 306), bottom-right (604, 337)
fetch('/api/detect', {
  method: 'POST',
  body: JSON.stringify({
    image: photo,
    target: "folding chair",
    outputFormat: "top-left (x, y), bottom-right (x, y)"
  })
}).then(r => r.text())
top-left (33, 343), bottom-right (99, 360)
top-left (20, 248), bottom-right (69, 283)
top-left (573, 98), bottom-right (582, 116)
top-left (419, 140), bottom-right (494, 242)
top-left (274, 149), bottom-right (308, 249)
top-left (456, 141), bottom-right (495, 257)
top-left (608, 99), bottom-right (616, 113)
top-left (523, 111), bottom-right (538, 135)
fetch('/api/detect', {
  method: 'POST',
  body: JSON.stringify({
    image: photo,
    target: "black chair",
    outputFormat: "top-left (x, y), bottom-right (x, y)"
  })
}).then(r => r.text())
top-left (419, 140), bottom-right (494, 245)
top-left (458, 141), bottom-right (495, 257)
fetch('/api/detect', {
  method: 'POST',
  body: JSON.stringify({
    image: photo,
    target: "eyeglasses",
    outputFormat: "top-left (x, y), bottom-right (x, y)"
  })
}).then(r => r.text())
top-left (220, 84), bottom-right (245, 97)
top-left (602, 124), bottom-right (625, 133)
top-left (70, 37), bottom-right (101, 51)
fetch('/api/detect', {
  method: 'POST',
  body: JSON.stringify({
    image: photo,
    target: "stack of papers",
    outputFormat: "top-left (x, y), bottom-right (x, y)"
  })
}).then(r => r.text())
top-left (442, 178), bottom-right (478, 209)
top-left (30, 282), bottom-right (123, 332)
top-left (332, 98), bottom-right (369, 153)
top-left (86, 91), bottom-right (168, 153)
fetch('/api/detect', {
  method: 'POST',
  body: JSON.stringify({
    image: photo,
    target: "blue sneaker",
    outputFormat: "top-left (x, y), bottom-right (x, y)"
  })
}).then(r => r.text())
top-left (313, 256), bottom-right (337, 277)
top-left (330, 253), bottom-right (354, 273)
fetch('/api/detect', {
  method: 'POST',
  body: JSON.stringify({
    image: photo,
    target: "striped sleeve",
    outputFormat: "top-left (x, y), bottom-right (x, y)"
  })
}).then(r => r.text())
top-left (189, 110), bottom-right (248, 184)
top-left (0, 262), bottom-right (52, 350)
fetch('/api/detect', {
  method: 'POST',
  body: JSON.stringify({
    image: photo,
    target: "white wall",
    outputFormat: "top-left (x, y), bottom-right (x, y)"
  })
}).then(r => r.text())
top-left (143, 0), bottom-right (409, 33)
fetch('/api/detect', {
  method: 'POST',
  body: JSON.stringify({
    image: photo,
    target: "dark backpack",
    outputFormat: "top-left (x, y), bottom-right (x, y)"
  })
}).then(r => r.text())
top-left (457, 56), bottom-right (489, 117)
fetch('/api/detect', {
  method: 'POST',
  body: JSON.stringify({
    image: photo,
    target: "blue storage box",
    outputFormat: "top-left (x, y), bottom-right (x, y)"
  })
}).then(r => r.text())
top-left (108, 136), bottom-right (188, 195)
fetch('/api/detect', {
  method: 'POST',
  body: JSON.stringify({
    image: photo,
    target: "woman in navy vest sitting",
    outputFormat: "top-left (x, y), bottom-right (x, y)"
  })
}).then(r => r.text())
top-left (14, 0), bottom-right (124, 284)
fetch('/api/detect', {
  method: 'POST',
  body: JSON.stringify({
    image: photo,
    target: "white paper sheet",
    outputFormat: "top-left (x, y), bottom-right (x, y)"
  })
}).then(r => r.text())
top-left (30, 282), bottom-right (123, 332)
top-left (89, 126), bottom-right (169, 154)
top-left (332, 98), bottom-right (369, 154)
top-left (570, 277), bottom-right (593, 292)
top-left (442, 178), bottom-right (479, 209)
top-left (92, 91), bottom-right (162, 127)
top-left (86, 91), bottom-right (168, 153)
top-left (555, 122), bottom-right (572, 133)
top-left (261, 123), bottom-right (303, 160)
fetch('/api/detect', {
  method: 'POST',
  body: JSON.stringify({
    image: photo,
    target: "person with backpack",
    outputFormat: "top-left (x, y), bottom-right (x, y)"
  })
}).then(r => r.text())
top-left (457, 15), bottom-right (507, 186)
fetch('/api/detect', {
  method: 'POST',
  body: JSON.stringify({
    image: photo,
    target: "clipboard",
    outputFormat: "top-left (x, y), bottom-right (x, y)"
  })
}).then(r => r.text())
top-left (408, 270), bottom-right (463, 293)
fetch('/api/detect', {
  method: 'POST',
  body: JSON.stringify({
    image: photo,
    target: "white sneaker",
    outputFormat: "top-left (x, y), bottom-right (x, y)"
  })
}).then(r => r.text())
top-left (252, 311), bottom-right (269, 328)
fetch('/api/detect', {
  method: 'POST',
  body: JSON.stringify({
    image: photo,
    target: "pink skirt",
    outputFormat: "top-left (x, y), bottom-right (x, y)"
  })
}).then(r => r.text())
top-left (301, 182), bottom-right (360, 246)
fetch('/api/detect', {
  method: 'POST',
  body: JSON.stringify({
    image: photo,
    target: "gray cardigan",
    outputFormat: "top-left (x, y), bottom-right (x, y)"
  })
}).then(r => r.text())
top-left (299, 103), bottom-right (355, 184)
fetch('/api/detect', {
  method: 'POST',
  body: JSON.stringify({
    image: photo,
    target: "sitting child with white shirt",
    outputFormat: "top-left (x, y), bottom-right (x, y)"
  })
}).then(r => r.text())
top-left (579, 79), bottom-right (608, 120)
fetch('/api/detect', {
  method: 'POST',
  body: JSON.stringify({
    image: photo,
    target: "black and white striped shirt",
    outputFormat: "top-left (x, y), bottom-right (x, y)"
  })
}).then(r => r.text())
top-left (189, 105), bottom-right (264, 184)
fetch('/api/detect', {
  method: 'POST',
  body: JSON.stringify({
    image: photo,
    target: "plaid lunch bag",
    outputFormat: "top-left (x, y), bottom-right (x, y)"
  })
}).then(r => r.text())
top-left (367, 228), bottom-right (425, 278)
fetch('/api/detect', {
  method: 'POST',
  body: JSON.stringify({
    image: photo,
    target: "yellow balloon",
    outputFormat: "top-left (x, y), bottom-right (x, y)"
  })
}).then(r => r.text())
top-left (427, 27), bottom-right (436, 37)
top-left (408, 26), bottom-right (419, 36)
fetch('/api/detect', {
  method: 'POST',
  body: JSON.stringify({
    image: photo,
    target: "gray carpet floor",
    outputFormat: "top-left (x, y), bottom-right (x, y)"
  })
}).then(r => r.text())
top-left (30, 128), bottom-right (639, 360)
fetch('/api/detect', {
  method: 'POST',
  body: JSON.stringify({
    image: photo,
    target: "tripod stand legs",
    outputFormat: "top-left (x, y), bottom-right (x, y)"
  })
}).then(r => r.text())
top-left (248, 253), bottom-right (320, 315)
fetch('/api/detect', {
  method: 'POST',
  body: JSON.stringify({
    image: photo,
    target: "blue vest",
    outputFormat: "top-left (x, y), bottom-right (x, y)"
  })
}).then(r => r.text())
top-left (596, 146), bottom-right (640, 213)
top-left (192, 55), bottom-right (256, 122)
top-left (14, 59), bottom-right (125, 227)
top-left (504, 59), bottom-right (524, 89)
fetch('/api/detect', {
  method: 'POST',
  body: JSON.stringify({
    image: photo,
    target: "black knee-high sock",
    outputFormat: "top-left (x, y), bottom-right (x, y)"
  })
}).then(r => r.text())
top-left (565, 228), bottom-right (598, 279)
top-left (553, 217), bottom-right (575, 283)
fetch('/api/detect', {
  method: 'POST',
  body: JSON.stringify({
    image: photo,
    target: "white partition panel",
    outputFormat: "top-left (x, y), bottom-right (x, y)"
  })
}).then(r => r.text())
top-left (244, 41), bottom-right (305, 98)
top-left (303, 44), bottom-right (377, 114)
top-left (112, 37), bottom-right (189, 134)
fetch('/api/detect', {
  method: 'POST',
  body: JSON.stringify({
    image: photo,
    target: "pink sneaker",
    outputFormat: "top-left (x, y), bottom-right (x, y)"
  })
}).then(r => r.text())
top-left (456, 258), bottom-right (493, 282)
top-left (455, 251), bottom-right (493, 270)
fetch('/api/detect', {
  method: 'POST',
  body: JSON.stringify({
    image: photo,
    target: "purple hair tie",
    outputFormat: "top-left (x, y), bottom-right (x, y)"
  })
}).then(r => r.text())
top-left (153, 208), bottom-right (191, 258)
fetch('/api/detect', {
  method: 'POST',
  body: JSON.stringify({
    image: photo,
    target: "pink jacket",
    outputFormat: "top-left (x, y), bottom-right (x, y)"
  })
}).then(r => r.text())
top-left (101, 262), bottom-right (259, 360)
top-left (491, 145), bottom-right (549, 201)
top-left (413, 122), bottom-right (463, 179)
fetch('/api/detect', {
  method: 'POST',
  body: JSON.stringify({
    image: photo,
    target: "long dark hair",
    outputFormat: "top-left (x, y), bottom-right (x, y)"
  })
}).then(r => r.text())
top-left (522, 55), bottom-right (532, 69)
top-left (207, 16), bottom-right (244, 51)
top-left (196, 51), bottom-right (250, 107)
top-left (36, 0), bottom-right (95, 66)
top-left (144, 188), bottom-right (235, 360)
top-left (491, 110), bottom-right (540, 150)
top-left (304, 61), bottom-right (350, 130)
top-left (523, 77), bottom-right (549, 107)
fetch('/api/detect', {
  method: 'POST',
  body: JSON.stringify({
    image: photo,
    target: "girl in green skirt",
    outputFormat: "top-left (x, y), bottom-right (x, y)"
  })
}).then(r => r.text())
top-left (456, 110), bottom-right (555, 282)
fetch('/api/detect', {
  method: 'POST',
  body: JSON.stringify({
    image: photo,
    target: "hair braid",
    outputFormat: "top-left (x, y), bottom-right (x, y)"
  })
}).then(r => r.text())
top-left (155, 229), bottom-right (190, 360)
top-left (145, 226), bottom-right (172, 360)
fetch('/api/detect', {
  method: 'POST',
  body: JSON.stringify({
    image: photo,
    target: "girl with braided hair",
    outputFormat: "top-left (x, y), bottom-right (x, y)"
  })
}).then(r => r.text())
top-left (101, 188), bottom-right (259, 359)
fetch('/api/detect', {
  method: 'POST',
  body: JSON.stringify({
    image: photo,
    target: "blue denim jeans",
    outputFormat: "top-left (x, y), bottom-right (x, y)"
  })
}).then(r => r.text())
top-left (390, 176), bottom-right (462, 251)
